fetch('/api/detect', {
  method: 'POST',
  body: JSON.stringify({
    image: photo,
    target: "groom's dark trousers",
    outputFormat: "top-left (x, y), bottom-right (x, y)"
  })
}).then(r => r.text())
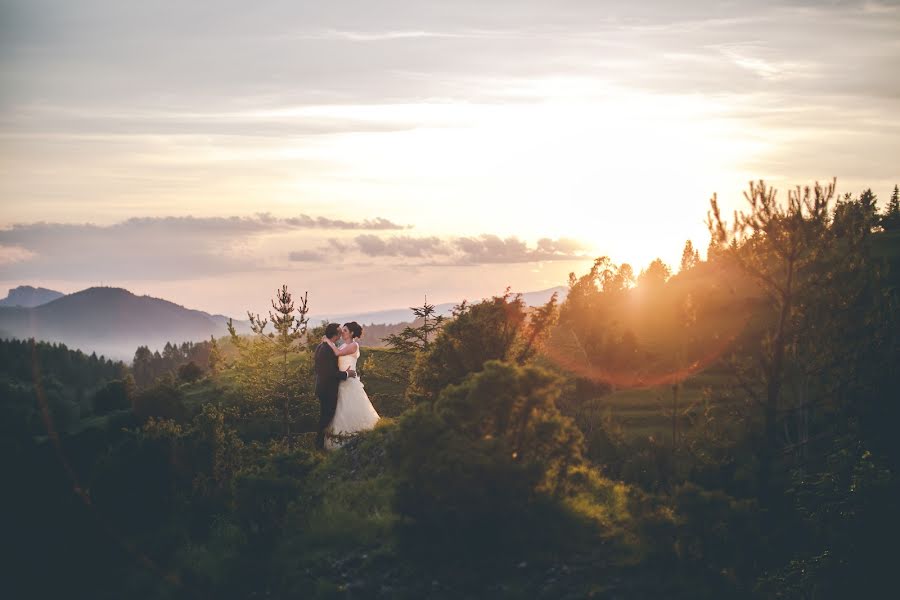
top-left (314, 341), bottom-right (348, 450)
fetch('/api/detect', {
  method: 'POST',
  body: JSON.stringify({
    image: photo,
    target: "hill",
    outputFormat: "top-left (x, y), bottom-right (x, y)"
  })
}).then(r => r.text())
top-left (0, 286), bottom-right (250, 360)
top-left (0, 285), bottom-right (64, 307)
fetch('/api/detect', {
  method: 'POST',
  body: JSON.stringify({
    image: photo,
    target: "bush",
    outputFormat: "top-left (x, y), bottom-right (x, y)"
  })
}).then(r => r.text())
top-left (388, 361), bottom-right (587, 557)
top-left (178, 360), bottom-right (204, 383)
top-left (132, 376), bottom-right (189, 422)
top-left (92, 377), bottom-right (134, 413)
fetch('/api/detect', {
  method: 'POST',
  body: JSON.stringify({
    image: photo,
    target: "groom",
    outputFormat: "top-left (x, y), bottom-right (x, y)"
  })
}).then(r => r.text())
top-left (314, 323), bottom-right (357, 450)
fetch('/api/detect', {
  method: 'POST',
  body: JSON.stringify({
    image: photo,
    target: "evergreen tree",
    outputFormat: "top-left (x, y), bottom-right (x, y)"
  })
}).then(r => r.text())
top-left (207, 335), bottom-right (222, 374)
top-left (680, 240), bottom-right (700, 272)
top-left (707, 179), bottom-right (835, 502)
top-left (228, 285), bottom-right (310, 441)
top-left (383, 295), bottom-right (445, 353)
top-left (883, 184), bottom-right (900, 231)
top-left (637, 258), bottom-right (671, 289)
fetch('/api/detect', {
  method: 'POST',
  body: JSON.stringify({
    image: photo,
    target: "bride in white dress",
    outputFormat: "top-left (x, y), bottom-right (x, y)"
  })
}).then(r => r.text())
top-left (323, 322), bottom-right (380, 450)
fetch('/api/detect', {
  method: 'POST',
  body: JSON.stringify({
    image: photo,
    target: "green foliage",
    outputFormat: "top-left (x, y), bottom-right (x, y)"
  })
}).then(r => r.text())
top-left (758, 439), bottom-right (898, 599)
top-left (382, 295), bottom-right (446, 353)
top-left (356, 347), bottom-right (415, 416)
top-left (208, 335), bottom-right (222, 374)
top-left (670, 483), bottom-right (760, 583)
top-left (92, 376), bottom-right (135, 413)
top-left (708, 179), bottom-right (837, 500)
top-left (132, 339), bottom-right (215, 387)
top-left (177, 360), bottom-right (204, 382)
top-left (407, 291), bottom-right (558, 402)
top-left (132, 374), bottom-right (189, 422)
top-left (389, 361), bottom-right (588, 555)
top-left (227, 284), bottom-right (313, 439)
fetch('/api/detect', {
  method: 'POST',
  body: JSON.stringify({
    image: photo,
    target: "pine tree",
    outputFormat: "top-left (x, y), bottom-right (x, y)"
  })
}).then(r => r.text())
top-left (383, 295), bottom-right (446, 353)
top-left (883, 184), bottom-right (900, 231)
top-left (708, 179), bottom-right (835, 503)
top-left (207, 335), bottom-right (222, 374)
top-left (637, 258), bottom-right (671, 289)
top-left (680, 240), bottom-right (700, 272)
top-left (228, 285), bottom-right (310, 442)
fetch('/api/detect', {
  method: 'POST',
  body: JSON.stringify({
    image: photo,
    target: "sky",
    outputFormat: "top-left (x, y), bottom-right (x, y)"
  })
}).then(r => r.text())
top-left (0, 0), bottom-right (898, 318)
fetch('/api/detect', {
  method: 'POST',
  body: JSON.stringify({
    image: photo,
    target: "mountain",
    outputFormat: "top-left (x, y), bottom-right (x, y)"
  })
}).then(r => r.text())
top-left (321, 286), bottom-right (568, 326)
top-left (0, 287), bottom-right (250, 360)
top-left (0, 285), bottom-right (65, 307)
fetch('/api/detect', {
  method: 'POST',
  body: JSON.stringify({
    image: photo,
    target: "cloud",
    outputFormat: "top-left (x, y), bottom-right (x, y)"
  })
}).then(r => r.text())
top-left (0, 213), bottom-right (406, 280)
top-left (453, 235), bottom-right (589, 264)
top-left (287, 249), bottom-right (327, 262)
top-left (311, 233), bottom-right (590, 265)
top-left (354, 234), bottom-right (448, 257)
top-left (0, 244), bottom-right (36, 265)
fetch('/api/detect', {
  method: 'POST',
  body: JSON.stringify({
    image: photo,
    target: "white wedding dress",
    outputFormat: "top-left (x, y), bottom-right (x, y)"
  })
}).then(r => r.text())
top-left (325, 344), bottom-right (380, 450)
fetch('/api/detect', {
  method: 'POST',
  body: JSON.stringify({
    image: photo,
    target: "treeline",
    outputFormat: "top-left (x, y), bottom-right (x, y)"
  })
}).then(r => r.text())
top-left (0, 338), bottom-right (127, 435)
top-left (132, 337), bottom-right (221, 387)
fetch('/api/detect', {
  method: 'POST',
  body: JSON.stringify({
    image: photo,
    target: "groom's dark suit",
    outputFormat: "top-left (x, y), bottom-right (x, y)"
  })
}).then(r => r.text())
top-left (314, 341), bottom-right (349, 450)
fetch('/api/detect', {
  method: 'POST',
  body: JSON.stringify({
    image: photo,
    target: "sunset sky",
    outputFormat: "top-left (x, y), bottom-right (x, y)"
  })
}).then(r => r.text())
top-left (1, 0), bottom-right (898, 318)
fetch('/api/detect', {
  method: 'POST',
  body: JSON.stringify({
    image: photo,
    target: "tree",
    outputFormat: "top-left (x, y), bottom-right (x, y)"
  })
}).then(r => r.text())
top-left (383, 295), bottom-right (446, 353)
top-left (882, 184), bottom-right (900, 231)
top-left (177, 360), bottom-right (204, 383)
top-left (680, 240), bottom-right (701, 272)
top-left (207, 335), bottom-right (222, 374)
top-left (557, 257), bottom-right (638, 389)
top-left (637, 258), bottom-right (671, 289)
top-left (407, 290), bottom-right (558, 403)
top-left (132, 374), bottom-right (189, 422)
top-left (132, 345), bottom-right (154, 387)
top-left (92, 376), bottom-right (135, 413)
top-left (228, 285), bottom-right (311, 441)
top-left (389, 361), bottom-right (586, 553)
top-left (707, 179), bottom-right (834, 502)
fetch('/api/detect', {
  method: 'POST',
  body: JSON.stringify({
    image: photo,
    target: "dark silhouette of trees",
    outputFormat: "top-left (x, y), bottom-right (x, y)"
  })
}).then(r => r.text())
top-left (882, 184), bottom-right (900, 231)
top-left (177, 360), bottom-right (203, 382)
top-left (708, 178), bottom-right (835, 502)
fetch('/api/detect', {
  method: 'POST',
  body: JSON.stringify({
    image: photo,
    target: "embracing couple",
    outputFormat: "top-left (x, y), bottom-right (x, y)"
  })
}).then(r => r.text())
top-left (313, 322), bottom-right (380, 451)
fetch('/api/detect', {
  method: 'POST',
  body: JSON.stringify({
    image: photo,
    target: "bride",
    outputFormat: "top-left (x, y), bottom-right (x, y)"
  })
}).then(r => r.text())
top-left (323, 321), bottom-right (380, 450)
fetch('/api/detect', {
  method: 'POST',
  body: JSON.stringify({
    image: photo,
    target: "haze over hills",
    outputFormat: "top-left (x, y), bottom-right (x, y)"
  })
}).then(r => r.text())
top-left (0, 285), bottom-right (64, 307)
top-left (321, 286), bottom-right (568, 325)
top-left (0, 284), bottom-right (569, 361)
top-left (0, 287), bottom-right (252, 360)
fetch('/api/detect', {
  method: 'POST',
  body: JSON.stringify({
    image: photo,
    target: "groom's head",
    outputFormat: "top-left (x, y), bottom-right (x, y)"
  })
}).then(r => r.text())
top-left (324, 323), bottom-right (341, 341)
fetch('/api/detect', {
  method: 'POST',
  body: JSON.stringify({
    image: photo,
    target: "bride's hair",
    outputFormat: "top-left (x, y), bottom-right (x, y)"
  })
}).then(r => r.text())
top-left (343, 321), bottom-right (363, 339)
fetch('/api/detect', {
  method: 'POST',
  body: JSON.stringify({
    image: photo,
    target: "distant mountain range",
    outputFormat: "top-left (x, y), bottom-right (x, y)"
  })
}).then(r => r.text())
top-left (0, 284), bottom-right (568, 361)
top-left (321, 286), bottom-right (568, 325)
top-left (0, 286), bottom-right (251, 360)
top-left (0, 285), bottom-right (64, 307)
